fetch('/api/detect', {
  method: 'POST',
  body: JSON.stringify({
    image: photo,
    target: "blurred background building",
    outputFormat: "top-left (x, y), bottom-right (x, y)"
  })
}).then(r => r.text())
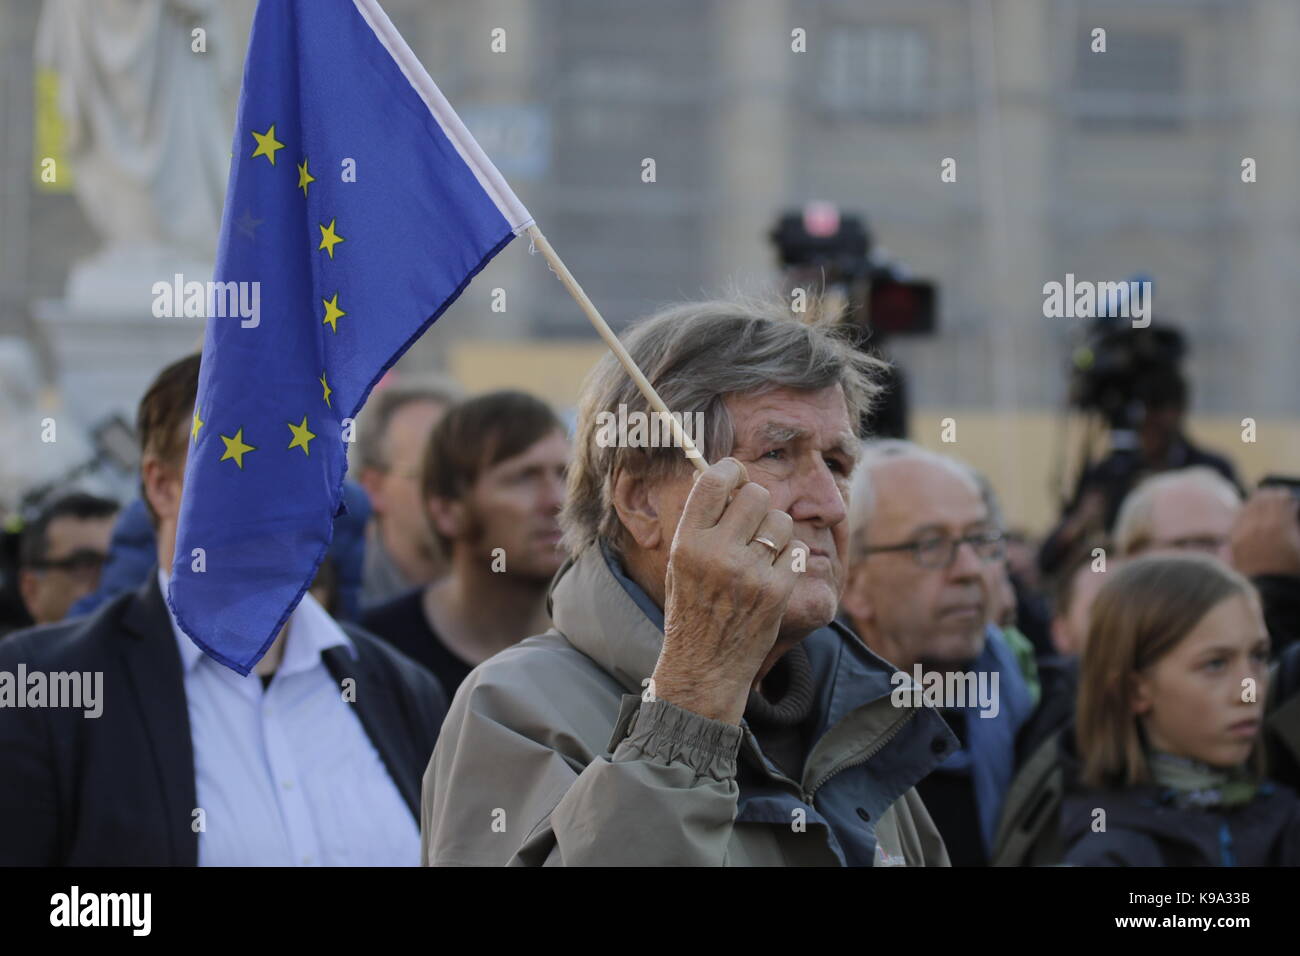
top-left (1, 0), bottom-right (1298, 531)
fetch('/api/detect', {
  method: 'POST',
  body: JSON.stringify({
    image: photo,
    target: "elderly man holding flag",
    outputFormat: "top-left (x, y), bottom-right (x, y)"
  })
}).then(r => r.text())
top-left (423, 297), bottom-right (957, 866)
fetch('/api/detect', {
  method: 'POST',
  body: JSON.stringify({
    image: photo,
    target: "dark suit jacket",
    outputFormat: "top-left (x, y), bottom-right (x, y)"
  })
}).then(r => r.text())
top-left (0, 572), bottom-right (447, 865)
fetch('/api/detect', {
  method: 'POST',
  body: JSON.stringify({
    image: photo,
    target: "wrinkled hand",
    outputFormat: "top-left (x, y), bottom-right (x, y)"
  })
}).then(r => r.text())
top-left (1232, 488), bottom-right (1300, 577)
top-left (651, 458), bottom-right (805, 725)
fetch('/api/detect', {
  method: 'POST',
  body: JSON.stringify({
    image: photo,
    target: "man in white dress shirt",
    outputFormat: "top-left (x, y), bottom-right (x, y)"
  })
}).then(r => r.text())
top-left (0, 354), bottom-right (447, 865)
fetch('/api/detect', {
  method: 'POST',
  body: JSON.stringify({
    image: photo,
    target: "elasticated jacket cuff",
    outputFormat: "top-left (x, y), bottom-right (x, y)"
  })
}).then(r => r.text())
top-left (620, 697), bottom-right (742, 781)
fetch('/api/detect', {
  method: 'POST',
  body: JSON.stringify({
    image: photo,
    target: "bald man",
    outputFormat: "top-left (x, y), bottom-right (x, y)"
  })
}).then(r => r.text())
top-left (1113, 466), bottom-right (1240, 564)
top-left (841, 441), bottom-right (1037, 865)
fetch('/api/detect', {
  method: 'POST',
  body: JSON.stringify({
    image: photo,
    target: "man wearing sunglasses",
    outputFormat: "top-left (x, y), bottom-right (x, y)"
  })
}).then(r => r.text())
top-left (840, 441), bottom-right (1036, 865)
top-left (18, 493), bottom-right (118, 627)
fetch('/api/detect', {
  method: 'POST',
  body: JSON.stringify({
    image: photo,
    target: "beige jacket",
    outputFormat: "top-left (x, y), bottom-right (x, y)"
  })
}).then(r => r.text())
top-left (422, 545), bottom-right (955, 865)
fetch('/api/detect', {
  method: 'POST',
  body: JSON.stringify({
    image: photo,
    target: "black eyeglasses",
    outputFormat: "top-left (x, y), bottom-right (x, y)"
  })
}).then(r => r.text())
top-left (859, 530), bottom-right (1007, 569)
top-left (30, 550), bottom-right (107, 575)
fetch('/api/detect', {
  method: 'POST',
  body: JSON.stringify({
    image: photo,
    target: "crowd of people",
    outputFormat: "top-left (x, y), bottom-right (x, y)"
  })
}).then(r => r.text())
top-left (2, 294), bottom-right (1299, 867)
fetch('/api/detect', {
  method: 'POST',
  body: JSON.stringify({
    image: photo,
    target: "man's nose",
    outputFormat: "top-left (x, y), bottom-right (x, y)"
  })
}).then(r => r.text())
top-left (787, 458), bottom-right (847, 527)
top-left (542, 475), bottom-right (566, 512)
top-left (948, 538), bottom-right (985, 579)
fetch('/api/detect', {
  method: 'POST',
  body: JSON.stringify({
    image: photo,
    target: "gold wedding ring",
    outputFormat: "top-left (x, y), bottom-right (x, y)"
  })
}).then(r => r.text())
top-left (752, 535), bottom-right (779, 554)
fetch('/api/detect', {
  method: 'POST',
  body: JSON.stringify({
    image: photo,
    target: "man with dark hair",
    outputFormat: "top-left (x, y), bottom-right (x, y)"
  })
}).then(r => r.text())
top-left (352, 378), bottom-right (461, 609)
top-left (0, 354), bottom-right (446, 865)
top-left (18, 492), bottom-right (119, 625)
top-left (361, 390), bottom-right (568, 697)
top-left (135, 354), bottom-right (203, 528)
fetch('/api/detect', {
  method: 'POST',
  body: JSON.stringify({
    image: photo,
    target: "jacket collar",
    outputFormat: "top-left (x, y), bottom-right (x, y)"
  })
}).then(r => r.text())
top-left (119, 572), bottom-right (419, 838)
top-left (319, 637), bottom-right (420, 820)
top-left (117, 568), bottom-right (199, 866)
top-left (1061, 782), bottom-right (1280, 852)
top-left (549, 545), bottom-right (668, 696)
top-left (121, 565), bottom-right (178, 644)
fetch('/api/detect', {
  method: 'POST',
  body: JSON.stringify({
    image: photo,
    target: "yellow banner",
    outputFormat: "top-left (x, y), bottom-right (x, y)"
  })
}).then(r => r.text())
top-left (33, 68), bottom-right (73, 192)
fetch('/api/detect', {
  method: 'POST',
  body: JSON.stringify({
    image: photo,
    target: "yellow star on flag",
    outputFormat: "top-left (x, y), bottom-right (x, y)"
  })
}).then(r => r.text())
top-left (297, 158), bottom-right (315, 197)
top-left (321, 293), bottom-right (346, 333)
top-left (319, 372), bottom-right (333, 408)
top-left (250, 124), bottom-right (284, 165)
top-left (219, 428), bottom-right (256, 469)
top-left (318, 218), bottom-right (344, 258)
top-left (191, 405), bottom-right (204, 444)
top-left (287, 417), bottom-right (316, 456)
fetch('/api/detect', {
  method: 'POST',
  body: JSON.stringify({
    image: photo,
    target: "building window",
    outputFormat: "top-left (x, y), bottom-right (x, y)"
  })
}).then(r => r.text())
top-left (819, 25), bottom-right (932, 119)
top-left (1073, 30), bottom-right (1186, 128)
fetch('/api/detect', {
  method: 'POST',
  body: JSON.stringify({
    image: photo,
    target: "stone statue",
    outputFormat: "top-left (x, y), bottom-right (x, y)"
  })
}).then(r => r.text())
top-left (35, 0), bottom-right (241, 313)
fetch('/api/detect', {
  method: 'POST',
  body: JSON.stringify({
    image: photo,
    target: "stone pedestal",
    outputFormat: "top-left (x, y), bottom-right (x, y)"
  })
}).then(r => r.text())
top-left (34, 295), bottom-right (208, 431)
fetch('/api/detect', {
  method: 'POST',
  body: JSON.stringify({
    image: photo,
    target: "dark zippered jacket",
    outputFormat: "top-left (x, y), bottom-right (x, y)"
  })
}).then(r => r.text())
top-left (1060, 782), bottom-right (1300, 866)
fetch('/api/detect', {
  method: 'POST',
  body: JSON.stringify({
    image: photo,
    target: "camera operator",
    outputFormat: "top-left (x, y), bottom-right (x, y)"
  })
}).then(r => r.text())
top-left (1039, 364), bottom-right (1240, 577)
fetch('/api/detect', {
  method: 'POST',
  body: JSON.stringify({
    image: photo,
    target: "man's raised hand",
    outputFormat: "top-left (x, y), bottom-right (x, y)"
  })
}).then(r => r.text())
top-left (653, 457), bottom-right (805, 725)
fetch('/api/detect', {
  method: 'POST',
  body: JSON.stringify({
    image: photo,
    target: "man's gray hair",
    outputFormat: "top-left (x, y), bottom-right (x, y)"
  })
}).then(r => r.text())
top-left (969, 468), bottom-right (1006, 532)
top-left (561, 293), bottom-right (888, 557)
top-left (846, 439), bottom-right (983, 559)
top-left (351, 374), bottom-right (462, 472)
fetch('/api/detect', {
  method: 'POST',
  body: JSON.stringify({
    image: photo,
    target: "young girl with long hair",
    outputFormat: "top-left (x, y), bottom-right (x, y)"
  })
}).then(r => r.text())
top-left (1064, 553), bottom-right (1300, 865)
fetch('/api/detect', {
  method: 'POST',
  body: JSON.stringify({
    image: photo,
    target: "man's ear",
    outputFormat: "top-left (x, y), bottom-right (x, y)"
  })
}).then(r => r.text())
top-left (839, 560), bottom-right (875, 628)
top-left (141, 455), bottom-right (183, 525)
top-left (356, 466), bottom-right (386, 511)
top-left (612, 466), bottom-right (664, 551)
top-left (426, 495), bottom-right (466, 541)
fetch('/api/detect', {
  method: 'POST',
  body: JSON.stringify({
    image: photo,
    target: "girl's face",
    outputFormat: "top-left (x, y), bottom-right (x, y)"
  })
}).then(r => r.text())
top-left (1132, 593), bottom-right (1270, 769)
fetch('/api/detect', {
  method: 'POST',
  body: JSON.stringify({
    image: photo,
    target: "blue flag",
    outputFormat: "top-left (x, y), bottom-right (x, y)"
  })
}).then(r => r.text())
top-left (169, 0), bottom-right (532, 674)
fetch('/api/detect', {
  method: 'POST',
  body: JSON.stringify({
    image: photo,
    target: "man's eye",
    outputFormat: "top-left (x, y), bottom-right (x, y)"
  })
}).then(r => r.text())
top-left (1203, 658), bottom-right (1226, 672)
top-left (762, 448), bottom-right (786, 461)
top-left (915, 537), bottom-right (948, 553)
top-left (825, 457), bottom-right (847, 473)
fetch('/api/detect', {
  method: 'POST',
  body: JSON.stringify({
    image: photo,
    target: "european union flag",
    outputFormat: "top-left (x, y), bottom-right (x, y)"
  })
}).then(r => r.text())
top-left (169, 0), bottom-right (532, 674)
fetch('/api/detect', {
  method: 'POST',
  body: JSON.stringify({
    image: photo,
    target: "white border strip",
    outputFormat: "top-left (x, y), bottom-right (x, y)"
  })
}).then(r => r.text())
top-left (353, 0), bottom-right (534, 235)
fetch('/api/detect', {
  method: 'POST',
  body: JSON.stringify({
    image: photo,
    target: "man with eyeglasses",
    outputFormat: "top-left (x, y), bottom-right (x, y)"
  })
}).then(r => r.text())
top-left (840, 440), bottom-right (1036, 865)
top-left (17, 493), bottom-right (119, 627)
